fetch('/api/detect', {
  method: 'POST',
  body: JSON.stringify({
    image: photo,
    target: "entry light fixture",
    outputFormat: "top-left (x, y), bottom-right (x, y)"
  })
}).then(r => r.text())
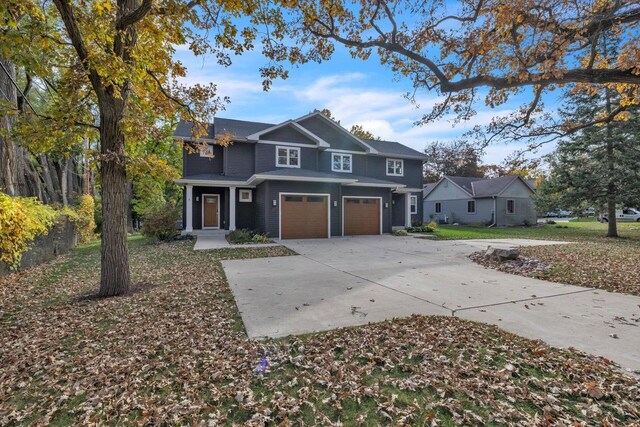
top-left (384, 202), bottom-right (389, 209)
top-left (272, 199), bottom-right (277, 207)
top-left (196, 196), bottom-right (200, 202)
top-left (333, 200), bottom-right (338, 207)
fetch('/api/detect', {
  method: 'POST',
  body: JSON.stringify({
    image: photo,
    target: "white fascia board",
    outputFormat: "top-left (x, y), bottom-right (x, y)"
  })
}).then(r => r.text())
top-left (371, 152), bottom-right (428, 161)
top-left (175, 178), bottom-right (253, 187)
top-left (344, 182), bottom-right (406, 188)
top-left (245, 120), bottom-right (330, 148)
top-left (393, 187), bottom-right (422, 193)
top-left (248, 174), bottom-right (357, 185)
top-left (293, 111), bottom-right (379, 154)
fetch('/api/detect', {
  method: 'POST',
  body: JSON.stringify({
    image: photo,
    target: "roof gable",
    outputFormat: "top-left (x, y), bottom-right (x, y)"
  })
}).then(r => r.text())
top-left (295, 112), bottom-right (375, 153)
top-left (424, 175), bottom-right (536, 199)
top-left (423, 177), bottom-right (473, 200)
top-left (260, 123), bottom-right (319, 145)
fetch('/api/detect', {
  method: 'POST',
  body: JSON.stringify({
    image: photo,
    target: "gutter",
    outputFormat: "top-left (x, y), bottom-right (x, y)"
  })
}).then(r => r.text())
top-left (488, 196), bottom-right (497, 228)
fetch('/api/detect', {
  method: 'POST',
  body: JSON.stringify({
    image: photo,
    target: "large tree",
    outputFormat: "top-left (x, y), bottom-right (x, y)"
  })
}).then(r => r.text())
top-left (275, 0), bottom-right (640, 141)
top-left (423, 140), bottom-right (484, 182)
top-left (3, 1), bottom-right (279, 296)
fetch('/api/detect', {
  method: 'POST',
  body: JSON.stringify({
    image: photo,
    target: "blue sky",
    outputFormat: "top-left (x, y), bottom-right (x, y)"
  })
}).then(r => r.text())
top-left (174, 44), bottom-right (557, 165)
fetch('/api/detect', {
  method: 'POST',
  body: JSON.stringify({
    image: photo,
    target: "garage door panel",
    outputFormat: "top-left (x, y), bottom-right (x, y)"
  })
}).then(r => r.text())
top-left (281, 195), bottom-right (328, 239)
top-left (344, 197), bottom-right (380, 236)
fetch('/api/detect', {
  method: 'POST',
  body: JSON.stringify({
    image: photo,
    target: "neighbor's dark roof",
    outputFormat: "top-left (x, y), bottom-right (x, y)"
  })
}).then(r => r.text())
top-left (364, 138), bottom-right (428, 160)
top-left (424, 175), bottom-right (535, 198)
top-left (422, 182), bottom-right (437, 198)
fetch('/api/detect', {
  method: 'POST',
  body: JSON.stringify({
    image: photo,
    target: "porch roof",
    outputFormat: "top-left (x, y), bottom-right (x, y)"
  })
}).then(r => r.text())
top-left (175, 174), bottom-right (252, 187)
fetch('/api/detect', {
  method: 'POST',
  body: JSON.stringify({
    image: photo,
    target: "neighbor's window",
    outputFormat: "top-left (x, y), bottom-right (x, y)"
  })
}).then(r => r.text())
top-left (386, 158), bottom-right (404, 176)
top-left (506, 199), bottom-right (515, 214)
top-left (467, 200), bottom-right (476, 214)
top-left (199, 144), bottom-right (214, 157)
top-left (239, 189), bottom-right (252, 202)
top-left (410, 195), bottom-right (418, 214)
top-left (435, 202), bottom-right (442, 213)
top-left (276, 146), bottom-right (300, 167)
top-left (331, 153), bottom-right (352, 172)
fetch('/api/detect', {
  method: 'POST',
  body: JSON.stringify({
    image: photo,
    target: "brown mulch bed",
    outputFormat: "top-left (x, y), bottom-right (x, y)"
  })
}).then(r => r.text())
top-left (1, 238), bottom-right (639, 425)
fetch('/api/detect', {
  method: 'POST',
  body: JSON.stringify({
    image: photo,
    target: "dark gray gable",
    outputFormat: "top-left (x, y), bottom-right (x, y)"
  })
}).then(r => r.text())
top-left (297, 115), bottom-right (367, 152)
top-left (260, 124), bottom-right (318, 145)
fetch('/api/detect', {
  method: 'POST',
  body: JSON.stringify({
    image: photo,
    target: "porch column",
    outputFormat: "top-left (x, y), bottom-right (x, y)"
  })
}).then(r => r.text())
top-left (185, 185), bottom-right (193, 233)
top-left (229, 186), bottom-right (236, 230)
top-left (405, 193), bottom-right (412, 227)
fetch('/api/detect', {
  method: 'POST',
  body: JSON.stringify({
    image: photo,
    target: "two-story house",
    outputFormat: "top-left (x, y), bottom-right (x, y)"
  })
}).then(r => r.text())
top-left (174, 111), bottom-right (426, 239)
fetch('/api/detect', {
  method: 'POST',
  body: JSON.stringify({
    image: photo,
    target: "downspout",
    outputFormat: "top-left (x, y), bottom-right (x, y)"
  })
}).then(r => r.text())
top-left (488, 196), bottom-right (497, 228)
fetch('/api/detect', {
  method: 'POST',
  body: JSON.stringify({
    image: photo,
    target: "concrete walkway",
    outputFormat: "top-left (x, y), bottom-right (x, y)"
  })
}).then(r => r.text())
top-left (191, 230), bottom-right (281, 250)
top-left (222, 236), bottom-right (640, 374)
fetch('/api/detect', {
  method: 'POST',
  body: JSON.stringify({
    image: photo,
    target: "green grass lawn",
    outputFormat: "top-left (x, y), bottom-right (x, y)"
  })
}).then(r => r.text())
top-left (430, 222), bottom-right (640, 296)
top-left (1, 236), bottom-right (639, 425)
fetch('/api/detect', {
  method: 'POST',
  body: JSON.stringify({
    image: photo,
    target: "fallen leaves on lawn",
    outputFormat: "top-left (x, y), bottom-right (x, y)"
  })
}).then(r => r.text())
top-left (1, 238), bottom-right (639, 425)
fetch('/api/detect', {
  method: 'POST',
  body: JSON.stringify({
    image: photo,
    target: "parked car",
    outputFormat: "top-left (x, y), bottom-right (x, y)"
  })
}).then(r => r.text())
top-left (582, 208), bottom-right (595, 216)
top-left (599, 208), bottom-right (640, 222)
top-left (544, 211), bottom-right (559, 218)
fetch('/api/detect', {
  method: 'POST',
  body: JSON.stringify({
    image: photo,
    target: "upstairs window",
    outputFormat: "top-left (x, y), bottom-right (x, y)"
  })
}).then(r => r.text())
top-left (506, 199), bottom-right (515, 214)
top-left (410, 195), bottom-right (418, 214)
top-left (331, 153), bottom-right (352, 172)
top-left (467, 200), bottom-right (476, 214)
top-left (276, 146), bottom-right (300, 168)
top-left (386, 159), bottom-right (404, 176)
top-left (200, 144), bottom-right (214, 157)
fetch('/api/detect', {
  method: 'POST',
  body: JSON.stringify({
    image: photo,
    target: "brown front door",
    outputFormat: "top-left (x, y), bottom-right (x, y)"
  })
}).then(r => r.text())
top-left (280, 194), bottom-right (328, 239)
top-left (203, 195), bottom-right (219, 228)
top-left (344, 197), bottom-right (381, 236)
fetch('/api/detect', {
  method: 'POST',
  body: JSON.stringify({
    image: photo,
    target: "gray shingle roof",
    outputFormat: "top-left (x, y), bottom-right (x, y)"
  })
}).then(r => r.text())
top-left (364, 139), bottom-right (428, 160)
top-left (422, 182), bottom-right (437, 198)
top-left (178, 174), bottom-right (250, 182)
top-left (174, 121), bottom-right (216, 140)
top-left (431, 175), bottom-right (534, 198)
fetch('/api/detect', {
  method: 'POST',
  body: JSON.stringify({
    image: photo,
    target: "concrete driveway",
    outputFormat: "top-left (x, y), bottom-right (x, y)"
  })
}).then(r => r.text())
top-left (222, 235), bottom-right (640, 373)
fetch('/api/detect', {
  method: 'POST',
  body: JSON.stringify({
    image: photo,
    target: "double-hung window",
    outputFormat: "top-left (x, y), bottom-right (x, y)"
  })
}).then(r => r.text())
top-left (331, 153), bottom-right (352, 172)
top-left (386, 159), bottom-right (403, 176)
top-left (506, 199), bottom-right (515, 214)
top-left (435, 202), bottom-right (442, 213)
top-left (410, 195), bottom-right (418, 214)
top-left (467, 200), bottom-right (476, 214)
top-left (276, 146), bottom-right (300, 168)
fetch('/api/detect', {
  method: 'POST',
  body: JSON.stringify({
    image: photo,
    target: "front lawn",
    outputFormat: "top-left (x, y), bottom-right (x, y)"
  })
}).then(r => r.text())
top-left (431, 222), bottom-right (640, 296)
top-left (1, 237), bottom-right (639, 425)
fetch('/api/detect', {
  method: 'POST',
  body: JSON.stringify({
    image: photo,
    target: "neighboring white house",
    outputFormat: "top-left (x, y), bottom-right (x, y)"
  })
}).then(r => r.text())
top-left (423, 175), bottom-right (537, 226)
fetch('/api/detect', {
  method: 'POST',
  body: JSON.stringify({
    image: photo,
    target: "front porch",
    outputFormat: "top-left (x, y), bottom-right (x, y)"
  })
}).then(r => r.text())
top-left (182, 183), bottom-right (255, 233)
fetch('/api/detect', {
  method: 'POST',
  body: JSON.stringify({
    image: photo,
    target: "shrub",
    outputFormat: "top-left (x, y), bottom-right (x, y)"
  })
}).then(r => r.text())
top-left (545, 219), bottom-right (556, 225)
top-left (0, 192), bottom-right (58, 269)
top-left (393, 229), bottom-right (408, 236)
top-left (62, 195), bottom-right (97, 243)
top-left (227, 229), bottom-right (271, 244)
top-left (140, 202), bottom-right (181, 241)
top-left (406, 221), bottom-right (438, 233)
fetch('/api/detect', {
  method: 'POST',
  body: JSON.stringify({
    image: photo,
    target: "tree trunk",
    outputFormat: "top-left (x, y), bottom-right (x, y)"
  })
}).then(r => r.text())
top-left (98, 103), bottom-right (131, 297)
top-left (604, 84), bottom-right (618, 238)
top-left (61, 157), bottom-right (69, 206)
top-left (83, 138), bottom-right (91, 195)
top-left (0, 58), bottom-right (19, 195)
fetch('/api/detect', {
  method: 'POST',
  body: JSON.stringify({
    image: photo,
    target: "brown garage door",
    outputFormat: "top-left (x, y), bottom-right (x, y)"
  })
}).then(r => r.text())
top-left (280, 194), bottom-right (329, 239)
top-left (344, 197), bottom-right (381, 235)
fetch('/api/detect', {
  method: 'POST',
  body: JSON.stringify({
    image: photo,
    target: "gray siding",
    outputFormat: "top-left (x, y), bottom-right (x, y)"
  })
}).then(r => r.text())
top-left (392, 193), bottom-right (405, 227)
top-left (365, 157), bottom-right (423, 188)
top-left (254, 144), bottom-right (318, 173)
top-left (496, 197), bottom-right (536, 226)
top-left (183, 146), bottom-right (223, 176)
top-left (424, 179), bottom-right (471, 201)
top-left (225, 142), bottom-right (255, 177)
top-left (297, 116), bottom-right (366, 152)
top-left (261, 125), bottom-right (317, 144)
top-left (424, 198), bottom-right (494, 225)
top-left (235, 187), bottom-right (256, 229)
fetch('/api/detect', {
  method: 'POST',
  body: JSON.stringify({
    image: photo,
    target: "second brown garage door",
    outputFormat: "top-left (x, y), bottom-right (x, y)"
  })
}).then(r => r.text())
top-left (280, 194), bottom-right (329, 239)
top-left (343, 197), bottom-right (381, 236)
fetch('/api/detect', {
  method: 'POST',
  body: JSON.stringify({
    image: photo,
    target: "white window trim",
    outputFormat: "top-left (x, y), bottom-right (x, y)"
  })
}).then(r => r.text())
top-left (386, 158), bottom-right (404, 176)
top-left (276, 146), bottom-right (301, 168)
top-left (467, 200), bottom-right (476, 214)
top-left (435, 202), bottom-right (442, 214)
top-left (506, 199), bottom-right (516, 215)
top-left (331, 153), bottom-right (352, 173)
top-left (199, 144), bottom-right (214, 158)
top-left (239, 189), bottom-right (252, 202)
top-left (410, 195), bottom-right (418, 214)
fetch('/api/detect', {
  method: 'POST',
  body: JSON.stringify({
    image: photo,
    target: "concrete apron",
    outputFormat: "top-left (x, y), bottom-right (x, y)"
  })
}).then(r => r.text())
top-left (222, 236), bottom-right (640, 375)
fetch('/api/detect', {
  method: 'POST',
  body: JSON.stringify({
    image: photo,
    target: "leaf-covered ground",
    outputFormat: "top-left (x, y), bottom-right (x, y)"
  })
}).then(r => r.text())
top-left (449, 222), bottom-right (640, 296)
top-left (1, 236), bottom-right (639, 426)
